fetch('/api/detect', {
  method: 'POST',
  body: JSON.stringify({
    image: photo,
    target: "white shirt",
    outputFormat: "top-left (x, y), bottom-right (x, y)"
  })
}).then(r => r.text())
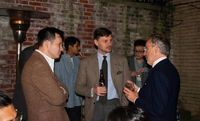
top-left (35, 49), bottom-right (55, 72)
top-left (152, 56), bottom-right (167, 68)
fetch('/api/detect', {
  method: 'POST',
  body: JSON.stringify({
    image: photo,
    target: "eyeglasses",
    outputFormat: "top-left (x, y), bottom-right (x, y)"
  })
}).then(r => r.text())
top-left (134, 47), bottom-right (147, 53)
top-left (135, 50), bottom-right (145, 53)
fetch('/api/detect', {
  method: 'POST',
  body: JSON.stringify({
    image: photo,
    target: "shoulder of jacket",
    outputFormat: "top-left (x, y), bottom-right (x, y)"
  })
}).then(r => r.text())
top-left (111, 53), bottom-right (126, 60)
top-left (30, 51), bottom-right (48, 65)
top-left (127, 55), bottom-right (134, 59)
top-left (82, 54), bottom-right (96, 60)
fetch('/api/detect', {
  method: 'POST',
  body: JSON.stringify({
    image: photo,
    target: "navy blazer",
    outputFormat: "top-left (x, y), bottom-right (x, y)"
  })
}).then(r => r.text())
top-left (135, 59), bottom-right (180, 121)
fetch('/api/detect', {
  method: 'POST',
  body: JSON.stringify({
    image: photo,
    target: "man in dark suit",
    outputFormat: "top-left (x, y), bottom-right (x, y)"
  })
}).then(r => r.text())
top-left (75, 27), bottom-right (130, 121)
top-left (124, 33), bottom-right (180, 121)
top-left (21, 27), bottom-right (69, 121)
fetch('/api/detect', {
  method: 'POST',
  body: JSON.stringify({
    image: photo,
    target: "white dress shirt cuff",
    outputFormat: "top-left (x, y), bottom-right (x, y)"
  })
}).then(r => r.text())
top-left (91, 88), bottom-right (94, 97)
top-left (137, 88), bottom-right (140, 92)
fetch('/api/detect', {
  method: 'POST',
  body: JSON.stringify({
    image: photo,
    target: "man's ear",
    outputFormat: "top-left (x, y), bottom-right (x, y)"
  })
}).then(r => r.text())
top-left (94, 39), bottom-right (98, 47)
top-left (43, 40), bottom-right (50, 49)
top-left (154, 43), bottom-right (160, 54)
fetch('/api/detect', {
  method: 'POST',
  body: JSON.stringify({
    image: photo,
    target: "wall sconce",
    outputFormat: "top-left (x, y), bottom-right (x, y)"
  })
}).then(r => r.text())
top-left (8, 9), bottom-right (31, 61)
top-left (0, 7), bottom-right (50, 60)
top-left (0, 7), bottom-right (50, 82)
top-left (9, 9), bottom-right (30, 44)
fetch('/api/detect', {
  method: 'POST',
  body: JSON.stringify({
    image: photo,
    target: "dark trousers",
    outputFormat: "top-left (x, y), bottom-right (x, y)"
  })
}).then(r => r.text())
top-left (65, 106), bottom-right (82, 121)
top-left (92, 98), bottom-right (120, 121)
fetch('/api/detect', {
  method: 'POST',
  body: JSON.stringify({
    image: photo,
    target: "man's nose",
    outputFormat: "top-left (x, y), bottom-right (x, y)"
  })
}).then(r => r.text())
top-left (108, 41), bottom-right (112, 46)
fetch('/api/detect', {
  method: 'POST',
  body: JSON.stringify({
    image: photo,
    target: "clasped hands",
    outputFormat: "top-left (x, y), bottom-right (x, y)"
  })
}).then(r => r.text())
top-left (123, 80), bottom-right (139, 103)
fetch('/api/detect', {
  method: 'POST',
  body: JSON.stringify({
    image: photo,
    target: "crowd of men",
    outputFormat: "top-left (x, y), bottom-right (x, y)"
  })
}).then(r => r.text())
top-left (1, 27), bottom-right (180, 121)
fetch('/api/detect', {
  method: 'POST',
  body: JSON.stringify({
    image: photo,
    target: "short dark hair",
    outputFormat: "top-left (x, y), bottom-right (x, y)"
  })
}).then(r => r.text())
top-left (108, 105), bottom-right (148, 121)
top-left (93, 27), bottom-right (112, 40)
top-left (64, 36), bottom-right (80, 51)
top-left (134, 39), bottom-right (146, 47)
top-left (0, 91), bottom-right (12, 108)
top-left (37, 27), bottom-right (64, 47)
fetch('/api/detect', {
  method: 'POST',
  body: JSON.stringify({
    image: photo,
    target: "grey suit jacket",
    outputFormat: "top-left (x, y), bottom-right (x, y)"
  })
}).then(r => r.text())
top-left (22, 51), bottom-right (69, 121)
top-left (75, 53), bottom-right (130, 121)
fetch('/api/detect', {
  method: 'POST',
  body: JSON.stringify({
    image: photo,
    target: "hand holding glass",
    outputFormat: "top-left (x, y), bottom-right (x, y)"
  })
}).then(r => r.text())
top-left (125, 82), bottom-right (134, 91)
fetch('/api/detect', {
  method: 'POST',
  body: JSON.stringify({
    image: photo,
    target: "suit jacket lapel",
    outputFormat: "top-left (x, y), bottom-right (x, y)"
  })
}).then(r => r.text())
top-left (110, 54), bottom-right (124, 85)
top-left (110, 54), bottom-right (118, 84)
top-left (92, 54), bottom-right (99, 84)
top-left (86, 54), bottom-right (99, 86)
top-left (35, 51), bottom-right (59, 83)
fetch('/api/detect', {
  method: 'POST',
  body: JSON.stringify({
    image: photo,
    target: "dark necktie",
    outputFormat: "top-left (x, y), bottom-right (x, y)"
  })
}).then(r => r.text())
top-left (102, 56), bottom-right (108, 87)
top-left (99, 56), bottom-right (108, 103)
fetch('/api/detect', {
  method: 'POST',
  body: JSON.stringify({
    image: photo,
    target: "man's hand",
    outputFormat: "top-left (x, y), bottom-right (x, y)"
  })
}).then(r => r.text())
top-left (138, 67), bottom-right (145, 73)
top-left (93, 85), bottom-right (107, 96)
top-left (123, 80), bottom-right (138, 103)
top-left (131, 71), bottom-right (138, 77)
top-left (131, 67), bottom-right (145, 77)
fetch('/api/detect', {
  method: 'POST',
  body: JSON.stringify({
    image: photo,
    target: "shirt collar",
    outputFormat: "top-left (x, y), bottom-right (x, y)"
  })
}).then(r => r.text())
top-left (152, 56), bottom-right (167, 68)
top-left (97, 51), bottom-right (110, 59)
top-left (35, 49), bottom-right (55, 72)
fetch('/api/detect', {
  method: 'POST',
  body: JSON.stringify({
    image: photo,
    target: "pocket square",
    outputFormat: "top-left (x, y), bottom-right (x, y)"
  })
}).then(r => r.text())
top-left (117, 71), bottom-right (122, 75)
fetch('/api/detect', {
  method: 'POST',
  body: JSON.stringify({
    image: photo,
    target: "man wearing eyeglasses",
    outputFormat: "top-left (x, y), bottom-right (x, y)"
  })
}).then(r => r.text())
top-left (127, 39), bottom-right (150, 88)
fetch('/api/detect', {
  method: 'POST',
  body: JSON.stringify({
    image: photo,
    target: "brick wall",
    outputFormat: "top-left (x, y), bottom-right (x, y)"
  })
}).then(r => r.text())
top-left (172, 0), bottom-right (200, 116)
top-left (0, 1), bottom-right (160, 97)
top-left (3, 0), bottom-right (200, 117)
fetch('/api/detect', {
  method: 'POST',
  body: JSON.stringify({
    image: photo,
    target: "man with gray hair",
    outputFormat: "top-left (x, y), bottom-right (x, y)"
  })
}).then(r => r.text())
top-left (124, 33), bottom-right (180, 121)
